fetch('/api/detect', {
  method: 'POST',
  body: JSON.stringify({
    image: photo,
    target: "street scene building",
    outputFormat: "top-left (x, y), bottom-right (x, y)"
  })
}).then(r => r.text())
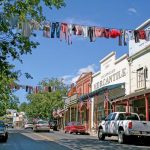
top-left (112, 19), bottom-right (150, 121)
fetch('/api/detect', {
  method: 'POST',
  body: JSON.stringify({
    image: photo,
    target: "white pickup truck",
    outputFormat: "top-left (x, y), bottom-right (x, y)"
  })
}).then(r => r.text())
top-left (98, 112), bottom-right (150, 144)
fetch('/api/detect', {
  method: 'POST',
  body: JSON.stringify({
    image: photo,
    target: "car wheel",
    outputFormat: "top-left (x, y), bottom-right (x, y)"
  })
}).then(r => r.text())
top-left (64, 130), bottom-right (67, 133)
top-left (69, 130), bottom-right (72, 134)
top-left (118, 130), bottom-right (126, 144)
top-left (3, 134), bottom-right (8, 142)
top-left (98, 128), bottom-right (105, 140)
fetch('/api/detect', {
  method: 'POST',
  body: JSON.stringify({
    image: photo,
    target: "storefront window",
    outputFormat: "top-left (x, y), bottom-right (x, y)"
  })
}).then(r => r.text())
top-left (132, 99), bottom-right (146, 120)
top-left (137, 68), bottom-right (144, 88)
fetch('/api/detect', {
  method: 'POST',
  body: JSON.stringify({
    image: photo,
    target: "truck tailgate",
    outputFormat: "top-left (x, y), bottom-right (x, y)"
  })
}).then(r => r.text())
top-left (132, 121), bottom-right (150, 132)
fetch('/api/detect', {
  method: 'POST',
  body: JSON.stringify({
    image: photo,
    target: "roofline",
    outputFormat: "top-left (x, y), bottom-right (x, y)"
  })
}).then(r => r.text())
top-left (100, 51), bottom-right (115, 64)
top-left (136, 19), bottom-right (150, 30)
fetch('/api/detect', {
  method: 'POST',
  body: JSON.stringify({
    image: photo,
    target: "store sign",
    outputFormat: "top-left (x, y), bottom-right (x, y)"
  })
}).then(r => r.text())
top-left (94, 68), bottom-right (126, 90)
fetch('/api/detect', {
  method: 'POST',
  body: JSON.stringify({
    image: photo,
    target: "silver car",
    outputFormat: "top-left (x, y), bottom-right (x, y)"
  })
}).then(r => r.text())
top-left (24, 122), bottom-right (33, 129)
top-left (33, 120), bottom-right (50, 132)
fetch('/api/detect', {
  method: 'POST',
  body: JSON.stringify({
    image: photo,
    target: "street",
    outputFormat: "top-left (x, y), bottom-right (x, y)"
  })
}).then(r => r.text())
top-left (0, 129), bottom-right (150, 150)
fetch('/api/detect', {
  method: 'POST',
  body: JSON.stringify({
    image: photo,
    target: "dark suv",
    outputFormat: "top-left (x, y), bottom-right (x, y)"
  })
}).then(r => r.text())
top-left (49, 121), bottom-right (57, 131)
top-left (0, 120), bottom-right (8, 142)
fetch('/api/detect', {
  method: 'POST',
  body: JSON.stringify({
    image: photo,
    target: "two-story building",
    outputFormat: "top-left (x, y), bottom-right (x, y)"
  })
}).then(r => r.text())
top-left (112, 19), bottom-right (150, 121)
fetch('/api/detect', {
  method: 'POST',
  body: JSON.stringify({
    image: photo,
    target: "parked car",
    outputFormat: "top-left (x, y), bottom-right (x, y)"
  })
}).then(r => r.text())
top-left (64, 121), bottom-right (86, 134)
top-left (49, 121), bottom-right (57, 131)
top-left (24, 122), bottom-right (33, 129)
top-left (33, 120), bottom-right (50, 132)
top-left (98, 112), bottom-right (150, 144)
top-left (0, 120), bottom-right (8, 142)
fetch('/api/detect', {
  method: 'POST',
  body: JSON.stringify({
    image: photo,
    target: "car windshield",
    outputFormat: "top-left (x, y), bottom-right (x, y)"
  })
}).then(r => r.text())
top-left (38, 121), bottom-right (48, 124)
top-left (118, 113), bottom-right (139, 120)
top-left (69, 122), bottom-right (82, 126)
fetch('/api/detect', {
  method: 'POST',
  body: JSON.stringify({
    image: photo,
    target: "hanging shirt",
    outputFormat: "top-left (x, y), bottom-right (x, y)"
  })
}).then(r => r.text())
top-left (88, 27), bottom-right (95, 42)
top-left (51, 22), bottom-right (60, 38)
top-left (145, 30), bottom-right (150, 41)
top-left (68, 24), bottom-right (73, 44)
top-left (109, 29), bottom-right (121, 38)
top-left (82, 26), bottom-right (88, 37)
top-left (75, 25), bottom-right (83, 35)
top-left (104, 28), bottom-right (110, 38)
top-left (134, 30), bottom-right (140, 43)
top-left (43, 23), bottom-right (50, 38)
top-left (138, 30), bottom-right (146, 40)
top-left (60, 23), bottom-right (68, 42)
top-left (124, 30), bottom-right (134, 43)
top-left (94, 27), bottom-right (105, 37)
top-left (22, 21), bottom-right (31, 37)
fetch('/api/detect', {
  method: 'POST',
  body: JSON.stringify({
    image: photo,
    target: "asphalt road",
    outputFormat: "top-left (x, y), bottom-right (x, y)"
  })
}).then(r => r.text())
top-left (0, 129), bottom-right (150, 150)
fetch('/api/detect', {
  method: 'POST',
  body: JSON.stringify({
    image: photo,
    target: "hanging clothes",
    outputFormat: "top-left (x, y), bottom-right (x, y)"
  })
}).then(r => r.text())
top-left (145, 30), bottom-right (150, 41)
top-left (43, 22), bottom-right (51, 38)
top-left (72, 24), bottom-right (77, 35)
top-left (75, 25), bottom-right (83, 35)
top-left (30, 19), bottom-right (40, 30)
top-left (22, 21), bottom-right (31, 37)
top-left (109, 29), bottom-right (121, 38)
top-left (124, 30), bottom-right (134, 43)
top-left (94, 27), bottom-right (105, 37)
top-left (68, 24), bottom-right (73, 44)
top-left (82, 26), bottom-right (88, 37)
top-left (138, 30), bottom-right (146, 40)
top-left (118, 29), bottom-right (123, 46)
top-left (88, 27), bottom-right (95, 42)
top-left (122, 30), bottom-right (127, 46)
top-left (51, 22), bottom-right (61, 38)
top-left (134, 30), bottom-right (140, 43)
top-left (60, 23), bottom-right (68, 42)
top-left (104, 28), bottom-right (110, 38)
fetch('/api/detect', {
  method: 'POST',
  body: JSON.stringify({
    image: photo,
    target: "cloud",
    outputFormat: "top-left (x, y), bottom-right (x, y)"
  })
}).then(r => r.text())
top-left (61, 64), bottom-right (98, 85)
top-left (128, 8), bottom-right (137, 14)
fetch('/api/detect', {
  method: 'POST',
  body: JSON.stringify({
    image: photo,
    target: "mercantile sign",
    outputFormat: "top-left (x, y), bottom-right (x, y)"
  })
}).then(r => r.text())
top-left (94, 68), bottom-right (127, 90)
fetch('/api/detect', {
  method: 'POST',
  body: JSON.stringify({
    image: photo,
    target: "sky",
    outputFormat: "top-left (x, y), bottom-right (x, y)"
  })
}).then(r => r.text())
top-left (14, 0), bottom-right (150, 103)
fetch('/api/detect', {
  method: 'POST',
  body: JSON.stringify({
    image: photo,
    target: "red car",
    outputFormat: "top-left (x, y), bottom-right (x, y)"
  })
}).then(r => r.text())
top-left (64, 122), bottom-right (86, 134)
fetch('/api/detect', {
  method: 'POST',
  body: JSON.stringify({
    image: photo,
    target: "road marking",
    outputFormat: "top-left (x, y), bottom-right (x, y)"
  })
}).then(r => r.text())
top-left (32, 132), bottom-right (57, 141)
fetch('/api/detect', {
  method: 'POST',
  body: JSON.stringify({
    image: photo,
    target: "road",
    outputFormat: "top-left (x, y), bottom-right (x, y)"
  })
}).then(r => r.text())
top-left (0, 129), bottom-right (150, 150)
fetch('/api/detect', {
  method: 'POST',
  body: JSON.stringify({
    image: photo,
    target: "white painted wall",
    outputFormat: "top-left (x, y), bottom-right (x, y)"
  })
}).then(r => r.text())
top-left (91, 51), bottom-right (129, 128)
top-left (130, 51), bottom-right (150, 93)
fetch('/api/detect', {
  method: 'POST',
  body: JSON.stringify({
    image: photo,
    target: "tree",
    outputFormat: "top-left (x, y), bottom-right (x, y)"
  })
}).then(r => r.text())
top-left (19, 102), bottom-right (28, 112)
top-left (26, 78), bottom-right (68, 119)
top-left (0, 0), bottom-right (65, 114)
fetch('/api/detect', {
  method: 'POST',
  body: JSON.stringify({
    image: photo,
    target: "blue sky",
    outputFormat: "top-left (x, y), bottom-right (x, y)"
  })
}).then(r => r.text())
top-left (14, 0), bottom-right (150, 103)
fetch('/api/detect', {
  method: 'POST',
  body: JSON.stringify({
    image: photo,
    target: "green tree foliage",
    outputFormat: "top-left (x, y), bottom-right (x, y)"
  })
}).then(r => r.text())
top-left (19, 102), bottom-right (28, 112)
top-left (0, 0), bottom-right (65, 114)
top-left (26, 78), bottom-right (68, 119)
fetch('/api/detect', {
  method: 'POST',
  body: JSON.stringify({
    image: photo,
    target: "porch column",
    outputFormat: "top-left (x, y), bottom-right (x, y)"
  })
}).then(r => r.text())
top-left (76, 103), bottom-right (78, 122)
top-left (145, 94), bottom-right (149, 121)
top-left (95, 95), bottom-right (98, 131)
top-left (89, 100), bottom-right (91, 131)
top-left (112, 103), bottom-right (116, 112)
top-left (70, 107), bottom-right (71, 122)
top-left (126, 100), bottom-right (129, 113)
top-left (106, 101), bottom-right (109, 116)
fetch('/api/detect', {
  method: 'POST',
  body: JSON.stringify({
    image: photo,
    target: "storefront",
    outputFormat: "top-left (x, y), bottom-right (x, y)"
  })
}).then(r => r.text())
top-left (112, 19), bottom-right (150, 121)
top-left (91, 51), bottom-right (129, 131)
top-left (64, 94), bottom-right (78, 125)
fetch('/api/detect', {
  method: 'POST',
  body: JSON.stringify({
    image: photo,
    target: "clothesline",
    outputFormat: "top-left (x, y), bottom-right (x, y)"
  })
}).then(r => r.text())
top-left (10, 83), bottom-right (56, 94)
top-left (1, 15), bottom-right (150, 46)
